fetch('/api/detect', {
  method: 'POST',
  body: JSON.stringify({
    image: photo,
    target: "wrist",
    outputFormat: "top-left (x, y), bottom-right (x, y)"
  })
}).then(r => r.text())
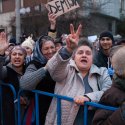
top-left (0, 53), bottom-right (5, 56)
top-left (50, 25), bottom-right (56, 31)
top-left (0, 51), bottom-right (5, 56)
top-left (66, 47), bottom-right (73, 54)
top-left (84, 95), bottom-right (91, 102)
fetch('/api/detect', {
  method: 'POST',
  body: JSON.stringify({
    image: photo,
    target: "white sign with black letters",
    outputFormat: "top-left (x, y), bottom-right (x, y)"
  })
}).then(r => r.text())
top-left (46, 0), bottom-right (80, 17)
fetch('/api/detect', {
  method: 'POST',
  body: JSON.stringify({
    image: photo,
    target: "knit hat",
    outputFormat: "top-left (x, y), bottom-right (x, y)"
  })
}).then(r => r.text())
top-left (99, 31), bottom-right (114, 43)
top-left (112, 46), bottom-right (125, 78)
top-left (21, 36), bottom-right (35, 51)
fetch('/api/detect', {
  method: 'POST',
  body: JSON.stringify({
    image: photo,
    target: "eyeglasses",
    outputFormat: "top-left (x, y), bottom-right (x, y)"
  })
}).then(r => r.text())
top-left (101, 38), bottom-right (111, 41)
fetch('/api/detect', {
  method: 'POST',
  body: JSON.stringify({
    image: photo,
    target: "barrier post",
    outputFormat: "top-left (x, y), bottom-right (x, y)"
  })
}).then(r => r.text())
top-left (35, 93), bottom-right (39, 125)
top-left (0, 81), bottom-right (17, 125)
top-left (57, 98), bottom-right (61, 125)
top-left (84, 104), bottom-right (88, 125)
top-left (0, 86), bottom-right (3, 125)
top-left (17, 94), bottom-right (21, 125)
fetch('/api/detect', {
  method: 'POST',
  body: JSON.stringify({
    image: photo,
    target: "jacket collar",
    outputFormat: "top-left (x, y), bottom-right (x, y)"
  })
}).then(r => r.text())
top-left (69, 59), bottom-right (102, 76)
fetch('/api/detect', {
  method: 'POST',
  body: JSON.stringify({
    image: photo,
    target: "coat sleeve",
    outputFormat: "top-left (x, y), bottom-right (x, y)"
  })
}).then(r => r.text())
top-left (85, 68), bottom-right (112, 102)
top-left (92, 108), bottom-right (125, 125)
top-left (0, 56), bottom-right (7, 80)
top-left (46, 52), bottom-right (70, 82)
top-left (20, 64), bottom-right (48, 90)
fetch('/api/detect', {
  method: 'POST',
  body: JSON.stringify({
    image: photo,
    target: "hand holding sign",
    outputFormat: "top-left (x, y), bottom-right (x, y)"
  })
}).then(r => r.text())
top-left (46, 0), bottom-right (80, 17)
top-left (66, 24), bottom-right (82, 53)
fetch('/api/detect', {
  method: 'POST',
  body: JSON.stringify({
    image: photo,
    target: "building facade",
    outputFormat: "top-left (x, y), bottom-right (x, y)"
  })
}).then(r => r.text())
top-left (0, 0), bottom-right (125, 39)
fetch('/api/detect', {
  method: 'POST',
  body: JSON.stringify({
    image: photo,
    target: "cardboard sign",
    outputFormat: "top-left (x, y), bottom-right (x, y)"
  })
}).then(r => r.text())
top-left (46, 0), bottom-right (80, 17)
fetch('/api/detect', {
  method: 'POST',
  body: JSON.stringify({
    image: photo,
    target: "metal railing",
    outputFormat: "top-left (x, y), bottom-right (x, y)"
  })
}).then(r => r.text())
top-left (0, 81), bottom-right (17, 125)
top-left (84, 101), bottom-right (118, 125)
top-left (0, 82), bottom-right (118, 125)
top-left (17, 89), bottom-right (118, 125)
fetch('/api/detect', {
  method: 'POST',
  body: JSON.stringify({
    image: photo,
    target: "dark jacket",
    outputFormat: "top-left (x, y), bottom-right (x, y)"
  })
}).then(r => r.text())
top-left (1, 66), bottom-right (21, 125)
top-left (93, 49), bottom-right (111, 68)
top-left (92, 80), bottom-right (125, 125)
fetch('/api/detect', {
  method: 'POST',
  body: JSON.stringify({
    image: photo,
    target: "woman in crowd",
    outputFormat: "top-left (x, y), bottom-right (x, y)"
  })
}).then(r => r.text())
top-left (92, 46), bottom-right (125, 125)
top-left (44, 24), bottom-right (112, 125)
top-left (20, 12), bottom-right (57, 125)
top-left (20, 35), bottom-right (56, 124)
top-left (21, 36), bottom-right (35, 65)
top-left (0, 32), bottom-right (27, 125)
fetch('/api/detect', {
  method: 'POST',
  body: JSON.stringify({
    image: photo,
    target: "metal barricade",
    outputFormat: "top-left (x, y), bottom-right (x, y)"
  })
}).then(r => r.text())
top-left (0, 81), bottom-right (17, 125)
top-left (84, 101), bottom-right (118, 125)
top-left (17, 89), bottom-right (73, 125)
top-left (17, 89), bottom-right (118, 125)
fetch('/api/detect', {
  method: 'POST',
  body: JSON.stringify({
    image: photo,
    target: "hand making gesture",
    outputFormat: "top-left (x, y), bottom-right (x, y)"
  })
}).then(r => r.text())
top-left (0, 32), bottom-right (9, 55)
top-left (66, 24), bottom-right (82, 53)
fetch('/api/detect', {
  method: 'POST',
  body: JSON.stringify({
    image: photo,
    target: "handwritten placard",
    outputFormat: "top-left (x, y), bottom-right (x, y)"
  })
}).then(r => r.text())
top-left (46, 0), bottom-right (80, 17)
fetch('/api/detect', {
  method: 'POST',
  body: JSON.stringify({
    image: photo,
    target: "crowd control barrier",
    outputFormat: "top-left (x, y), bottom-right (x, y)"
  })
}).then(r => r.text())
top-left (0, 81), bottom-right (17, 125)
top-left (84, 101), bottom-right (118, 125)
top-left (17, 89), bottom-right (74, 125)
top-left (17, 89), bottom-right (118, 125)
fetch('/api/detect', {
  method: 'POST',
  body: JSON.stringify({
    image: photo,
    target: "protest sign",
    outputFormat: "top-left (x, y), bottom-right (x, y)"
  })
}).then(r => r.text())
top-left (46, 0), bottom-right (80, 17)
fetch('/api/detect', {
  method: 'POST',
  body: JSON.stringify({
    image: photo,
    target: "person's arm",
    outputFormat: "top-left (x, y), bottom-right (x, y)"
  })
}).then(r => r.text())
top-left (20, 64), bottom-right (48, 90)
top-left (0, 32), bottom-right (9, 80)
top-left (46, 24), bottom-right (82, 82)
top-left (0, 56), bottom-right (7, 79)
top-left (48, 12), bottom-right (57, 39)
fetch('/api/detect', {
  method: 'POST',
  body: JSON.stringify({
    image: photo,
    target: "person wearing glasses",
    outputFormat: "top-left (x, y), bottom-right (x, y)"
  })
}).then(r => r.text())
top-left (93, 31), bottom-right (115, 76)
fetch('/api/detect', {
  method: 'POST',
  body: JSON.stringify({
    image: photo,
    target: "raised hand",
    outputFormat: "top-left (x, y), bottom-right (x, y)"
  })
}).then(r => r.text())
top-left (66, 24), bottom-right (82, 53)
top-left (48, 12), bottom-right (57, 30)
top-left (0, 32), bottom-right (9, 55)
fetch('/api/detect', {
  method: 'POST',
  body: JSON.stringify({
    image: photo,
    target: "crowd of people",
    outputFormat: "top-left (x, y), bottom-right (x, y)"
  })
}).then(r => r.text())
top-left (0, 12), bottom-right (125, 125)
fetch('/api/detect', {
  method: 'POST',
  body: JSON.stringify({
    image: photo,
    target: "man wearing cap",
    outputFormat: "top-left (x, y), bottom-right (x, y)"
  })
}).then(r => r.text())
top-left (93, 31), bottom-right (115, 76)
